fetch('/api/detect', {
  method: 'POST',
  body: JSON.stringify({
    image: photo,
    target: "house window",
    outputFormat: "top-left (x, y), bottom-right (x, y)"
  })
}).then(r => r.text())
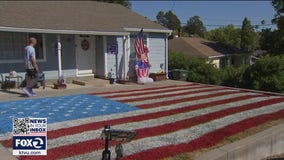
top-left (0, 32), bottom-right (26, 60)
top-left (0, 32), bottom-right (45, 63)
top-left (130, 33), bottom-right (148, 59)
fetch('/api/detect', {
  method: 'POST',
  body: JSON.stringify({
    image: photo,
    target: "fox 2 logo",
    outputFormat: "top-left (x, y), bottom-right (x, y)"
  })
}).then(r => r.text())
top-left (13, 136), bottom-right (46, 150)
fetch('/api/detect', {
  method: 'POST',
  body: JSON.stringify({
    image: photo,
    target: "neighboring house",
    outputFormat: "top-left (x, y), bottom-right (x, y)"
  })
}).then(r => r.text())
top-left (168, 37), bottom-right (250, 68)
top-left (0, 1), bottom-right (171, 80)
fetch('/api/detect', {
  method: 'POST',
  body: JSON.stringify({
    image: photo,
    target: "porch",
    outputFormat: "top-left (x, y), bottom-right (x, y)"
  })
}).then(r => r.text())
top-left (0, 31), bottom-right (131, 82)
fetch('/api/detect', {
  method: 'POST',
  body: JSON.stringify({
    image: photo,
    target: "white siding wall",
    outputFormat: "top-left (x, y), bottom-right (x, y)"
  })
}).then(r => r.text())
top-left (148, 33), bottom-right (166, 73)
top-left (106, 36), bottom-right (124, 79)
top-left (210, 58), bottom-right (220, 68)
top-left (104, 33), bottom-right (167, 80)
top-left (40, 69), bottom-right (77, 79)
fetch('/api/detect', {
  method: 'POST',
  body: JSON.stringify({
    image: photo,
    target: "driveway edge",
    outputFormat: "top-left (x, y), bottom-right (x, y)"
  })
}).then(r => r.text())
top-left (195, 122), bottom-right (284, 160)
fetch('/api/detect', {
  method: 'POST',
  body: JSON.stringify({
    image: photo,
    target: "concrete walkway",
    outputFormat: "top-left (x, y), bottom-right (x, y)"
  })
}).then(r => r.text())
top-left (0, 143), bottom-right (16, 160)
top-left (0, 79), bottom-right (187, 102)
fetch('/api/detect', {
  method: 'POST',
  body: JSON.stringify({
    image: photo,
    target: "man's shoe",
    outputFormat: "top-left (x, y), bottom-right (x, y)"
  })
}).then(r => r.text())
top-left (29, 88), bottom-right (35, 95)
top-left (23, 87), bottom-right (32, 97)
top-left (29, 89), bottom-right (36, 96)
top-left (31, 93), bottom-right (36, 97)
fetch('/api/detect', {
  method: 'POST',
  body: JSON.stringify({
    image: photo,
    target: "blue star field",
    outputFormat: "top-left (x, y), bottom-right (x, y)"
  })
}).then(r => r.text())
top-left (0, 94), bottom-right (138, 134)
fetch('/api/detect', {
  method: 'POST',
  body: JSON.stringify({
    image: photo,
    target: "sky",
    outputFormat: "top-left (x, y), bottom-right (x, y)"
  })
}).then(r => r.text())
top-left (131, 1), bottom-right (277, 31)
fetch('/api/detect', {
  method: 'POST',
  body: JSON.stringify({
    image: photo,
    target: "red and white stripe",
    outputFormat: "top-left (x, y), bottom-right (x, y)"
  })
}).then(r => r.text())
top-left (1, 83), bottom-right (284, 160)
top-left (134, 29), bottom-right (145, 58)
top-left (136, 67), bottom-right (149, 78)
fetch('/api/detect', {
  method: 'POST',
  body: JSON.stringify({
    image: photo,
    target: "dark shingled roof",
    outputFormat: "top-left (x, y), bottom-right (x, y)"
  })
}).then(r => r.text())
top-left (0, 1), bottom-right (168, 33)
top-left (169, 37), bottom-right (246, 58)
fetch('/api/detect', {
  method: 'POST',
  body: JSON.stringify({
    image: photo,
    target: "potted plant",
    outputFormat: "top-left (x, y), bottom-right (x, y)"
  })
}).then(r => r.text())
top-left (108, 68), bottom-right (115, 84)
top-left (149, 63), bottom-right (167, 81)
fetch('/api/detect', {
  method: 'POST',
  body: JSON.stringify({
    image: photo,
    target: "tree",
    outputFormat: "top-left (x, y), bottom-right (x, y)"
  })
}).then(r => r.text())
top-left (206, 24), bottom-right (241, 48)
top-left (272, 0), bottom-right (284, 22)
top-left (272, 0), bottom-right (284, 30)
top-left (95, 0), bottom-right (131, 8)
top-left (272, 0), bottom-right (284, 16)
top-left (259, 28), bottom-right (284, 55)
top-left (156, 11), bottom-right (181, 31)
top-left (261, 20), bottom-right (266, 25)
top-left (258, 0), bottom-right (284, 55)
top-left (240, 17), bottom-right (257, 52)
top-left (184, 16), bottom-right (206, 37)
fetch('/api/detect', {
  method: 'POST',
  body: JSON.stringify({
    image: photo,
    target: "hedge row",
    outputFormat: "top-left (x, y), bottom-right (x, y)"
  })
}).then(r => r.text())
top-left (168, 51), bottom-right (284, 93)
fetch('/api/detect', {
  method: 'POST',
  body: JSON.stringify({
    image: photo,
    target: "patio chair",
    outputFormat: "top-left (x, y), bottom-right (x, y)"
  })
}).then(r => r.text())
top-left (0, 74), bottom-right (3, 89)
top-left (37, 72), bottom-right (46, 89)
top-left (0, 74), bottom-right (16, 90)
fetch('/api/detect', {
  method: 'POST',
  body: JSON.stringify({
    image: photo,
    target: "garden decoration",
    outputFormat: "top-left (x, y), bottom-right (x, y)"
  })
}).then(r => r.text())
top-left (134, 29), bottom-right (153, 84)
top-left (135, 45), bottom-right (154, 84)
top-left (108, 68), bottom-right (116, 84)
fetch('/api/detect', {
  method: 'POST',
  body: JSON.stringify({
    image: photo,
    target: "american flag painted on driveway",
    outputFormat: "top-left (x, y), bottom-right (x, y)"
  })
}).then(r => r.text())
top-left (1, 82), bottom-right (284, 159)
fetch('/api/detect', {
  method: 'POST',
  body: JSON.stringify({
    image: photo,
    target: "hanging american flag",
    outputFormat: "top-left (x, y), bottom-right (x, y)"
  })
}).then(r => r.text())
top-left (134, 29), bottom-right (144, 58)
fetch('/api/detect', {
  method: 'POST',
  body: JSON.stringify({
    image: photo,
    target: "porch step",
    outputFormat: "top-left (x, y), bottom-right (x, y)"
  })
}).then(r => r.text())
top-left (116, 79), bottom-right (136, 85)
top-left (72, 80), bottom-right (86, 86)
top-left (76, 73), bottom-right (94, 78)
top-left (71, 76), bottom-right (109, 86)
top-left (44, 77), bottom-right (108, 87)
top-left (72, 75), bottom-right (95, 86)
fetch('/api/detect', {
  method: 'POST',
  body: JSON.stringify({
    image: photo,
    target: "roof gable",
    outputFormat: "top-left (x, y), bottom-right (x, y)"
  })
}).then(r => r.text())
top-left (0, 1), bottom-right (169, 33)
top-left (169, 37), bottom-right (246, 58)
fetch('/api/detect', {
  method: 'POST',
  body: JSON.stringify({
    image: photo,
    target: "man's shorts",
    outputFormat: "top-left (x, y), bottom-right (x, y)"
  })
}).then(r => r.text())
top-left (26, 69), bottom-right (38, 79)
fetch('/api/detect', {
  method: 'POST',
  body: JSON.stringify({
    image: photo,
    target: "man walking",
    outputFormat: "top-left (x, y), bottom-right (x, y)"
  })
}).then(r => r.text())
top-left (23, 37), bottom-right (39, 97)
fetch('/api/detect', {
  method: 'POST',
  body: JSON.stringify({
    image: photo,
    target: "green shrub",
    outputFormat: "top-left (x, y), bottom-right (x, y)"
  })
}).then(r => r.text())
top-left (169, 51), bottom-right (284, 93)
top-left (169, 51), bottom-right (221, 85)
top-left (221, 65), bottom-right (248, 87)
top-left (241, 55), bottom-right (284, 93)
top-left (188, 61), bottom-right (221, 85)
top-left (168, 50), bottom-right (189, 70)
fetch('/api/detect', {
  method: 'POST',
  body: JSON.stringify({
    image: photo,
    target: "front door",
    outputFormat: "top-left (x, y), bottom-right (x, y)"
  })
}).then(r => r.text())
top-left (75, 35), bottom-right (95, 76)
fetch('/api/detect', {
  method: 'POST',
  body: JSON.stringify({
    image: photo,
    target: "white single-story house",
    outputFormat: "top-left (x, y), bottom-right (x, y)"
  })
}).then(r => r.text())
top-left (169, 37), bottom-right (251, 68)
top-left (0, 1), bottom-right (171, 80)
